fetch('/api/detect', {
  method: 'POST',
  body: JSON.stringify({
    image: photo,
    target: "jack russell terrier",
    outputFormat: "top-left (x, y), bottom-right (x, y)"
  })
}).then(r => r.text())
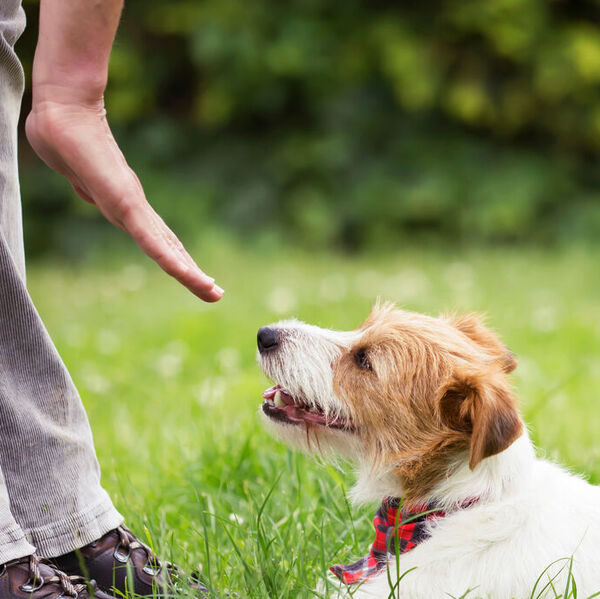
top-left (257, 304), bottom-right (600, 598)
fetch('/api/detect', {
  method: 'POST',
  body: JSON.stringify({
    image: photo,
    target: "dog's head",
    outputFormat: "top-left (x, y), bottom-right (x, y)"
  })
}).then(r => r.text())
top-left (257, 304), bottom-right (522, 504)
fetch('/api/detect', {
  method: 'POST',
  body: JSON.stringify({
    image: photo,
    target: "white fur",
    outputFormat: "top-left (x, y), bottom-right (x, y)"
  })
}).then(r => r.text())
top-left (259, 319), bottom-right (360, 417)
top-left (340, 436), bottom-right (600, 598)
top-left (258, 320), bottom-right (600, 598)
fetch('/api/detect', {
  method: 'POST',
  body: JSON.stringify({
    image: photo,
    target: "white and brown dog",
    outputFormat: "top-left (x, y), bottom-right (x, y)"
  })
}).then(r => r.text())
top-left (257, 304), bottom-right (600, 598)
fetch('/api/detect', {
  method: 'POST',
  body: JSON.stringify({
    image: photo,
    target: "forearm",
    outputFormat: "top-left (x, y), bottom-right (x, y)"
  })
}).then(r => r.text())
top-left (26, 0), bottom-right (223, 301)
top-left (32, 0), bottom-right (124, 107)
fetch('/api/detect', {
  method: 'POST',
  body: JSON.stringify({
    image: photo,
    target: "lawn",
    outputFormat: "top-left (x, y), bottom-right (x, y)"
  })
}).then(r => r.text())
top-left (27, 238), bottom-right (600, 598)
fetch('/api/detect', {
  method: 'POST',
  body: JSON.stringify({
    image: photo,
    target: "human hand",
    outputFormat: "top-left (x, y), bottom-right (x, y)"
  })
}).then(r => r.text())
top-left (26, 96), bottom-right (223, 302)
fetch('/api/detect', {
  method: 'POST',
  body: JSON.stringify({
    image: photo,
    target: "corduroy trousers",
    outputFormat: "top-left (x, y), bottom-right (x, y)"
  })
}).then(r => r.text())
top-left (0, 1), bottom-right (122, 563)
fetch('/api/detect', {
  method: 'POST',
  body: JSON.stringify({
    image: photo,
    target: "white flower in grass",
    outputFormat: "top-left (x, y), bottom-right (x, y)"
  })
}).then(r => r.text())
top-left (382, 268), bottom-right (430, 303)
top-left (120, 263), bottom-right (147, 292)
top-left (97, 330), bottom-right (120, 355)
top-left (531, 305), bottom-right (558, 333)
top-left (217, 347), bottom-right (240, 374)
top-left (443, 262), bottom-right (474, 287)
top-left (65, 324), bottom-right (84, 348)
top-left (100, 285), bottom-right (120, 301)
top-left (156, 353), bottom-right (182, 378)
top-left (156, 340), bottom-right (187, 378)
top-left (320, 273), bottom-right (347, 302)
top-left (512, 356), bottom-right (542, 384)
top-left (354, 270), bottom-right (381, 299)
top-left (229, 513), bottom-right (244, 525)
top-left (81, 368), bottom-right (111, 394)
top-left (586, 357), bottom-right (600, 380)
top-left (267, 286), bottom-right (297, 315)
top-left (193, 378), bottom-right (227, 406)
top-left (444, 262), bottom-right (477, 303)
top-left (166, 339), bottom-right (189, 355)
top-left (384, 273), bottom-right (426, 303)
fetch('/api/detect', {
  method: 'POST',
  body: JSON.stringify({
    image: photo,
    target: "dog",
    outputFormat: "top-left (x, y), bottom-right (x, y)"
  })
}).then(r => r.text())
top-left (256, 304), bottom-right (600, 598)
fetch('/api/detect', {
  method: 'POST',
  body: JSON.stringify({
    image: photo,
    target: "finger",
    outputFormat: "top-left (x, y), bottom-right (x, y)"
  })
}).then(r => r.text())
top-left (120, 202), bottom-right (224, 301)
top-left (153, 224), bottom-right (225, 302)
top-left (155, 218), bottom-right (197, 268)
top-left (153, 221), bottom-right (225, 298)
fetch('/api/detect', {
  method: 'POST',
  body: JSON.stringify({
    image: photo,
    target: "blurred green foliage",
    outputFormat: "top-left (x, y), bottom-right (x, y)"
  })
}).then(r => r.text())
top-left (17, 0), bottom-right (600, 255)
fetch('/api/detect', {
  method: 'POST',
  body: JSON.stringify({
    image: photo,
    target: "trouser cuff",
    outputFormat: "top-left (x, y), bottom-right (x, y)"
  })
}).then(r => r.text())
top-left (0, 522), bottom-right (35, 564)
top-left (24, 497), bottom-right (124, 559)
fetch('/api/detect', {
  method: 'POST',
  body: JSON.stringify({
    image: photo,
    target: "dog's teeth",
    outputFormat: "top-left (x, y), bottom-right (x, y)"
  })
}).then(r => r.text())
top-left (274, 390), bottom-right (285, 407)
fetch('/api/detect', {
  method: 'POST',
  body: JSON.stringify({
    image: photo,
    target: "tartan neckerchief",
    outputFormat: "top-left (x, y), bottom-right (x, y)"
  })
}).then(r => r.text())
top-left (330, 496), bottom-right (478, 586)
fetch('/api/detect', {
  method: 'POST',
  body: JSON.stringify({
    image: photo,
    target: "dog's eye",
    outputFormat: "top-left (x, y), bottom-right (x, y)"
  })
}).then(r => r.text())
top-left (354, 348), bottom-right (372, 371)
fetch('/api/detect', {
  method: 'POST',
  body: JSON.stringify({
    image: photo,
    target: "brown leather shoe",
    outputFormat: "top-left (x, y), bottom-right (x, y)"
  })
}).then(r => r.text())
top-left (0, 554), bottom-right (114, 599)
top-left (52, 525), bottom-right (207, 597)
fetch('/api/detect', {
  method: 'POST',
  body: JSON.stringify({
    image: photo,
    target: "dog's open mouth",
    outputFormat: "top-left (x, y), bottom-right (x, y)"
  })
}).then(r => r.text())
top-left (262, 385), bottom-right (352, 430)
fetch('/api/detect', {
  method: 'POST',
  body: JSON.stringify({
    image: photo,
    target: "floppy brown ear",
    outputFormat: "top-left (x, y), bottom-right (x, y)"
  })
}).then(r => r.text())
top-left (450, 313), bottom-right (517, 374)
top-left (441, 371), bottom-right (523, 470)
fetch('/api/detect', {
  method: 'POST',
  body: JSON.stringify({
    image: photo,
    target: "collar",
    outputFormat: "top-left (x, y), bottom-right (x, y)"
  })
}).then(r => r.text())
top-left (330, 496), bottom-right (478, 586)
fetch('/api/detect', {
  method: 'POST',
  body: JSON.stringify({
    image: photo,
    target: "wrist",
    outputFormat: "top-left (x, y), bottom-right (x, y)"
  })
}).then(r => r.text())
top-left (33, 0), bottom-right (117, 110)
top-left (31, 78), bottom-right (106, 112)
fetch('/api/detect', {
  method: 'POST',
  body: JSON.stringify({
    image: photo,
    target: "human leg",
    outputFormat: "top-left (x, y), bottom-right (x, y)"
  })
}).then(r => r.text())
top-left (1, 5), bottom-right (204, 595)
top-left (0, 0), bottom-right (123, 561)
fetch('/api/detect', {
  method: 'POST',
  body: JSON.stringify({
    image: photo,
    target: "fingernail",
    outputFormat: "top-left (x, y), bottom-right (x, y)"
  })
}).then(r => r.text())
top-left (214, 285), bottom-right (225, 295)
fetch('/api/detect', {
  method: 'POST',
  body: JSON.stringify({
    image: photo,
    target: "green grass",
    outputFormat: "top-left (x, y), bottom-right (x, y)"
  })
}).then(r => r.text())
top-left (27, 238), bottom-right (600, 598)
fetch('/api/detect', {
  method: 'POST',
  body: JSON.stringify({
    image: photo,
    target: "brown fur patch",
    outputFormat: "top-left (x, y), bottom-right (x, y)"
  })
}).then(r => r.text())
top-left (442, 370), bottom-right (522, 470)
top-left (449, 313), bottom-right (518, 374)
top-left (332, 304), bottom-right (522, 505)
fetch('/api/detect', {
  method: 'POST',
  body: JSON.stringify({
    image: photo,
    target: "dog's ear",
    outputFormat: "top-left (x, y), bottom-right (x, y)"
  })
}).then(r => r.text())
top-left (440, 370), bottom-right (522, 470)
top-left (450, 313), bottom-right (517, 374)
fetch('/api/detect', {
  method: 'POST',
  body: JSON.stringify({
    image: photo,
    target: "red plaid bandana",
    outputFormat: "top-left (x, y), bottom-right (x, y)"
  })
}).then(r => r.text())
top-left (330, 497), bottom-right (478, 586)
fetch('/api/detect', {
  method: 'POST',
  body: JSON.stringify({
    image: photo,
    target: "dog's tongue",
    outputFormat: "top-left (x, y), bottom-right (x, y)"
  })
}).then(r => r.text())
top-left (262, 384), bottom-right (351, 429)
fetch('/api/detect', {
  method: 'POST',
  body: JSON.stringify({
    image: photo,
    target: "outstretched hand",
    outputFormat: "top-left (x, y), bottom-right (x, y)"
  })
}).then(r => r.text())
top-left (26, 98), bottom-right (223, 302)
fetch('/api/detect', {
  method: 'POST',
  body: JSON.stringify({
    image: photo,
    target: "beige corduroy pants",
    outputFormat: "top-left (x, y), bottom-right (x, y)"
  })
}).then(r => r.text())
top-left (0, 1), bottom-right (123, 563)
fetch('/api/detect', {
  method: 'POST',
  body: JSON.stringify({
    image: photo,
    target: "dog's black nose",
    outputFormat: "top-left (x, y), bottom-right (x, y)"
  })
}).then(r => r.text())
top-left (257, 327), bottom-right (279, 353)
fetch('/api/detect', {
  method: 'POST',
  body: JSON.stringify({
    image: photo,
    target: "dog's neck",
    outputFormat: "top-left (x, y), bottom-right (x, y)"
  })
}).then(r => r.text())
top-left (350, 432), bottom-right (535, 507)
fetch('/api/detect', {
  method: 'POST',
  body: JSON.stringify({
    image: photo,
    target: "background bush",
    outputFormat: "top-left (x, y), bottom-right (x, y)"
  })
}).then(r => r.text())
top-left (17, 0), bottom-right (600, 256)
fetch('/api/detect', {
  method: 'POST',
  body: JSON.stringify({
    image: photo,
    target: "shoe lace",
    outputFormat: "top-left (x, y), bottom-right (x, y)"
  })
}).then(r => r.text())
top-left (23, 555), bottom-right (87, 598)
top-left (113, 528), bottom-right (206, 595)
top-left (115, 525), bottom-right (168, 576)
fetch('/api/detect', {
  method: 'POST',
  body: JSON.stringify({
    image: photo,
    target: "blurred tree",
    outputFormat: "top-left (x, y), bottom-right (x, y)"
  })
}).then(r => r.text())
top-left (16, 0), bottom-right (600, 255)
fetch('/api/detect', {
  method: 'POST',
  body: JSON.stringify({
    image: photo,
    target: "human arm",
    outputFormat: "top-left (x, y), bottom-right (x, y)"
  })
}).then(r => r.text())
top-left (25, 0), bottom-right (223, 302)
